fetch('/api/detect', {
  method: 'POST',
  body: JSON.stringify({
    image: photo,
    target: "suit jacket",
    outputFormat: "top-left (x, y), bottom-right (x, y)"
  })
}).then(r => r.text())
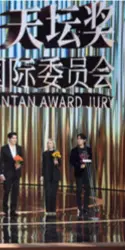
top-left (70, 146), bottom-right (92, 177)
top-left (42, 150), bottom-right (61, 182)
top-left (0, 144), bottom-right (23, 179)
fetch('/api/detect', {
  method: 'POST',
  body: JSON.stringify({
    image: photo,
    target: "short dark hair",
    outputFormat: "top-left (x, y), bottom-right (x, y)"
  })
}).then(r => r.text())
top-left (77, 133), bottom-right (87, 140)
top-left (7, 132), bottom-right (17, 139)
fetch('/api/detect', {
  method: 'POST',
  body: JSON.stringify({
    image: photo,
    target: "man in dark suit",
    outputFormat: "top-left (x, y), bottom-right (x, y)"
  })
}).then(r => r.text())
top-left (0, 132), bottom-right (23, 217)
top-left (70, 133), bottom-right (92, 219)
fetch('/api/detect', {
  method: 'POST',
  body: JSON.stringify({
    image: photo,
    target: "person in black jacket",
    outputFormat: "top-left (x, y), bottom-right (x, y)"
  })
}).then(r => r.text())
top-left (42, 139), bottom-right (61, 215)
top-left (70, 133), bottom-right (92, 219)
top-left (0, 132), bottom-right (23, 217)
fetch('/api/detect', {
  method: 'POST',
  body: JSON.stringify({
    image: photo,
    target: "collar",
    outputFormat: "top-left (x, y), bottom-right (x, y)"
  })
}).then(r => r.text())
top-left (8, 143), bottom-right (16, 148)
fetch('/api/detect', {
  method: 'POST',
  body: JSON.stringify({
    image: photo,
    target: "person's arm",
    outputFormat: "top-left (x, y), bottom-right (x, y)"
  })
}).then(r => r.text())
top-left (19, 146), bottom-right (23, 158)
top-left (42, 152), bottom-right (45, 177)
top-left (0, 147), bottom-right (4, 175)
top-left (58, 157), bottom-right (61, 167)
top-left (69, 149), bottom-right (75, 190)
top-left (70, 149), bottom-right (79, 168)
top-left (40, 152), bottom-right (45, 185)
top-left (70, 149), bottom-right (74, 167)
top-left (88, 147), bottom-right (92, 160)
top-left (0, 147), bottom-right (6, 181)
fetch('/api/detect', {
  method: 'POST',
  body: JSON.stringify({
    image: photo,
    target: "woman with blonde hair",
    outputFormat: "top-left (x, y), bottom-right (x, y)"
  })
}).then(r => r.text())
top-left (42, 138), bottom-right (61, 215)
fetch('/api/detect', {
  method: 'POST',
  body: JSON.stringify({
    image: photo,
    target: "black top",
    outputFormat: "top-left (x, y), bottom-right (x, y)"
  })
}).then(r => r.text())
top-left (70, 146), bottom-right (92, 177)
top-left (78, 147), bottom-right (90, 164)
top-left (0, 144), bottom-right (23, 179)
top-left (42, 150), bottom-right (61, 181)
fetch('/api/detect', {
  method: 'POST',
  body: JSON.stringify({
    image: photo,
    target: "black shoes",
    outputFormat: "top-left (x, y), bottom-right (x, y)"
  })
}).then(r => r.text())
top-left (83, 208), bottom-right (89, 220)
top-left (3, 211), bottom-right (18, 217)
top-left (77, 209), bottom-right (83, 220)
top-left (4, 212), bottom-right (8, 217)
top-left (77, 208), bottom-right (89, 220)
top-left (10, 212), bottom-right (18, 217)
top-left (83, 208), bottom-right (89, 215)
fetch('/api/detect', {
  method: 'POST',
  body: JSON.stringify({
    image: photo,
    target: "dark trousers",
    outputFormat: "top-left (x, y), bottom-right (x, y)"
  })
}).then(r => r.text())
top-left (3, 217), bottom-right (18, 243)
top-left (44, 180), bottom-right (58, 212)
top-left (3, 176), bottom-right (20, 214)
top-left (75, 168), bottom-right (90, 211)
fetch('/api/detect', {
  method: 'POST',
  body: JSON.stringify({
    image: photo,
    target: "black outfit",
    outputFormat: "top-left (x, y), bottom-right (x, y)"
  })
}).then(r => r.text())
top-left (0, 144), bottom-right (23, 215)
top-left (3, 217), bottom-right (18, 243)
top-left (42, 150), bottom-right (61, 213)
top-left (76, 223), bottom-right (91, 242)
top-left (70, 145), bottom-right (92, 212)
top-left (45, 216), bottom-right (58, 242)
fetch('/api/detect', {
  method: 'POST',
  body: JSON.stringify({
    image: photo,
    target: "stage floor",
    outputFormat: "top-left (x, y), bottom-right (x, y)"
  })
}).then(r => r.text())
top-left (0, 185), bottom-right (125, 244)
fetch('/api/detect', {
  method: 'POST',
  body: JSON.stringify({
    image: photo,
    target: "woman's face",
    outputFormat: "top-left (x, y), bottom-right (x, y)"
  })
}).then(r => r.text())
top-left (47, 140), bottom-right (54, 150)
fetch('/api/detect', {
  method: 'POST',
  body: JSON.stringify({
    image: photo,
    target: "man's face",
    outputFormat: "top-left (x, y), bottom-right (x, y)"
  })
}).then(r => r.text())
top-left (77, 136), bottom-right (86, 146)
top-left (9, 135), bottom-right (17, 145)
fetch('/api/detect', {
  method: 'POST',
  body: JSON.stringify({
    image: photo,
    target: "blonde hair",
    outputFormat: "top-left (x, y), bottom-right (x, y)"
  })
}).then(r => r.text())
top-left (47, 138), bottom-right (56, 150)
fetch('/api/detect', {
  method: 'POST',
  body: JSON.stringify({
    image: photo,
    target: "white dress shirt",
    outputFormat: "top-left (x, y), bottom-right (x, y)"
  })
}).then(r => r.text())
top-left (8, 143), bottom-right (17, 158)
